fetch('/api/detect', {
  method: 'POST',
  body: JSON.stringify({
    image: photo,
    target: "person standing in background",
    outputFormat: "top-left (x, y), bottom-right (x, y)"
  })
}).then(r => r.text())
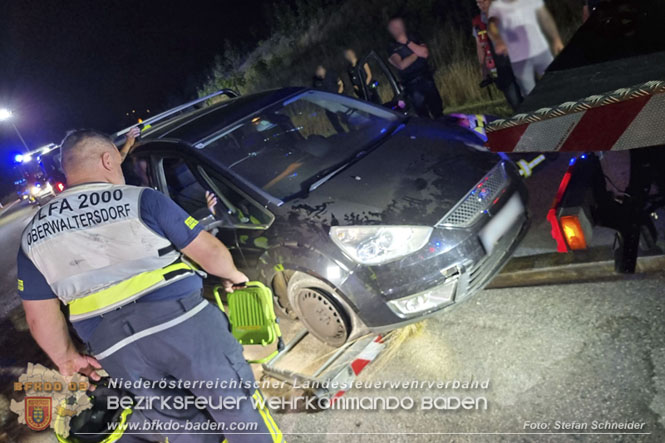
top-left (312, 65), bottom-right (344, 94)
top-left (387, 16), bottom-right (443, 119)
top-left (473, 0), bottom-right (523, 111)
top-left (487, 0), bottom-right (564, 96)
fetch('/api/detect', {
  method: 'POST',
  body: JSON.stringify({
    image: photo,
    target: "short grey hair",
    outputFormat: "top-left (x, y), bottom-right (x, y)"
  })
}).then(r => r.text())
top-left (59, 129), bottom-right (114, 174)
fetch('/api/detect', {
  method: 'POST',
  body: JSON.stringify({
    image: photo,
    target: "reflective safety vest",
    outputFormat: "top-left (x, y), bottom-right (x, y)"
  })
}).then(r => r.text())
top-left (21, 183), bottom-right (196, 321)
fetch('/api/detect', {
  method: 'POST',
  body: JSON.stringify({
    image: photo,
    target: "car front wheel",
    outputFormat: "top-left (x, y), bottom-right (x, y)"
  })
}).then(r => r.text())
top-left (287, 272), bottom-right (352, 347)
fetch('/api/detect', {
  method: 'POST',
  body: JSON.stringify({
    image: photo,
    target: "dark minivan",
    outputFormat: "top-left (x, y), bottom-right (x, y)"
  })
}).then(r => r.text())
top-left (123, 88), bottom-right (529, 346)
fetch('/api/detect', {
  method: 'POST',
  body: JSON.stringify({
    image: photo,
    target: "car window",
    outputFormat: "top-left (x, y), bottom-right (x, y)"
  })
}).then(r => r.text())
top-left (123, 156), bottom-right (154, 188)
top-left (200, 90), bottom-right (400, 200)
top-left (161, 157), bottom-right (208, 216)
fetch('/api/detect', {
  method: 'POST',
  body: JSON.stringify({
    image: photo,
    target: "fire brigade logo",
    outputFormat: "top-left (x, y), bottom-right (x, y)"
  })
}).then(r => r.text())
top-left (25, 397), bottom-right (52, 431)
top-left (11, 363), bottom-right (94, 438)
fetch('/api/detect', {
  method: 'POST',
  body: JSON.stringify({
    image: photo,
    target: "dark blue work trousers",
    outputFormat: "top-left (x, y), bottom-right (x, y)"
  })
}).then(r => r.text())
top-left (86, 291), bottom-right (282, 443)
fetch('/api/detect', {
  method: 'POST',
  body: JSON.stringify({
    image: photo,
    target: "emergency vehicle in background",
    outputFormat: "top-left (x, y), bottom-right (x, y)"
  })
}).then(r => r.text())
top-left (12, 144), bottom-right (66, 205)
top-left (486, 0), bottom-right (665, 273)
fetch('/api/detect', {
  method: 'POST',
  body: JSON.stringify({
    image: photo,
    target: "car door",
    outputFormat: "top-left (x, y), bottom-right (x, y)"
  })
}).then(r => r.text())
top-left (196, 164), bottom-right (275, 271)
top-left (358, 51), bottom-right (405, 111)
top-left (154, 153), bottom-right (273, 272)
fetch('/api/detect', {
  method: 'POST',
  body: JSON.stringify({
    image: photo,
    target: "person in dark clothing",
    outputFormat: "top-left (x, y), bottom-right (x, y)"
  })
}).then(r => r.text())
top-left (473, 0), bottom-right (523, 111)
top-left (344, 49), bottom-right (382, 104)
top-left (312, 65), bottom-right (344, 94)
top-left (387, 16), bottom-right (443, 119)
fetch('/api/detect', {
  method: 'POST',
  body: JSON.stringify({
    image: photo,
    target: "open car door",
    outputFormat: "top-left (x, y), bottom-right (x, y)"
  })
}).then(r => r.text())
top-left (357, 51), bottom-right (407, 113)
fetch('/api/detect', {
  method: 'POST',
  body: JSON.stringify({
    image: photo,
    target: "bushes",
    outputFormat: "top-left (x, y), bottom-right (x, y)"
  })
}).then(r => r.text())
top-left (198, 0), bottom-right (581, 114)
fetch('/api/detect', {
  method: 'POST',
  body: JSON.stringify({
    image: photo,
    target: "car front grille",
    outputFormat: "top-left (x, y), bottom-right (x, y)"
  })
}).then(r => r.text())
top-left (466, 242), bottom-right (507, 294)
top-left (436, 162), bottom-right (508, 228)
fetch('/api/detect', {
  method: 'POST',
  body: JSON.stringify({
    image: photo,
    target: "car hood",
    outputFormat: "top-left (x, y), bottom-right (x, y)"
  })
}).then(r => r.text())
top-left (285, 119), bottom-right (500, 227)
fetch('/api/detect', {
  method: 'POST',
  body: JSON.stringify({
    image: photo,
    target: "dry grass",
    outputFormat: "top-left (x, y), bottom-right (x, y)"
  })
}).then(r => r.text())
top-left (362, 321), bottom-right (427, 378)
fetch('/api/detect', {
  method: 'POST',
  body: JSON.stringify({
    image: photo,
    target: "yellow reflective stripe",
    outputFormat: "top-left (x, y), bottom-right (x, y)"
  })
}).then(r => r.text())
top-left (69, 262), bottom-right (192, 316)
top-left (253, 390), bottom-right (283, 443)
top-left (100, 408), bottom-right (132, 443)
top-left (253, 391), bottom-right (277, 441)
top-left (17, 279), bottom-right (24, 291)
top-left (185, 216), bottom-right (199, 230)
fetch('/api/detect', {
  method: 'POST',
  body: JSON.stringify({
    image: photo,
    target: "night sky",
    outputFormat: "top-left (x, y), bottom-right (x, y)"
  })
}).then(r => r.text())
top-left (0, 0), bottom-right (271, 164)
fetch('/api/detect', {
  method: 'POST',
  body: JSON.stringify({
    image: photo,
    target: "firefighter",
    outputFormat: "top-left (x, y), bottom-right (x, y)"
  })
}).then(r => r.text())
top-left (387, 15), bottom-right (443, 118)
top-left (17, 130), bottom-right (283, 443)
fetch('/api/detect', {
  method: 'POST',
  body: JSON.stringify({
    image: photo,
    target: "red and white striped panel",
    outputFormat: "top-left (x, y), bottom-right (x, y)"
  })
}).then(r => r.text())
top-left (486, 91), bottom-right (665, 152)
top-left (329, 335), bottom-right (385, 403)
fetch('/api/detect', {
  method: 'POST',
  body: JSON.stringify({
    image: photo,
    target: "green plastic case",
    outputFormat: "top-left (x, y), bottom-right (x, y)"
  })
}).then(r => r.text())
top-left (213, 281), bottom-right (283, 363)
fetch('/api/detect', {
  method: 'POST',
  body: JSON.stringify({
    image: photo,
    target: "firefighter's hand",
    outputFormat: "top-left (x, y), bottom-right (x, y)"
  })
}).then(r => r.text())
top-left (57, 353), bottom-right (103, 381)
top-left (222, 271), bottom-right (249, 293)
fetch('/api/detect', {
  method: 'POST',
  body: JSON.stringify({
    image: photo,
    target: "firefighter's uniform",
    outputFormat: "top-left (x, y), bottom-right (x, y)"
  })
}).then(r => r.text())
top-left (18, 183), bottom-right (283, 443)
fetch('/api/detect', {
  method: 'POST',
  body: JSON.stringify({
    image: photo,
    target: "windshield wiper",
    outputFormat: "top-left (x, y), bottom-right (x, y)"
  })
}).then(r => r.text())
top-left (308, 164), bottom-right (352, 192)
top-left (290, 146), bottom-right (372, 199)
top-left (286, 118), bottom-right (407, 201)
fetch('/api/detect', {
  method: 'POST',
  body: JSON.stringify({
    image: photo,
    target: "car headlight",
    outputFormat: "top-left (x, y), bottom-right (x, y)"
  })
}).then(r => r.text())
top-left (330, 225), bottom-right (432, 265)
top-left (30, 186), bottom-right (40, 196)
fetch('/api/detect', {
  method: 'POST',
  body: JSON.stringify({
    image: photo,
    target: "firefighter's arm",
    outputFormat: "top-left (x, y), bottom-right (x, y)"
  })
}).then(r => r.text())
top-left (182, 230), bottom-right (248, 290)
top-left (22, 298), bottom-right (101, 380)
top-left (537, 6), bottom-right (564, 54)
top-left (389, 52), bottom-right (418, 70)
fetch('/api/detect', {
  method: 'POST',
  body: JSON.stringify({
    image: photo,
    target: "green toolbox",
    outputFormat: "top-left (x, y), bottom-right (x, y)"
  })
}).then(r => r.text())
top-left (213, 281), bottom-right (284, 364)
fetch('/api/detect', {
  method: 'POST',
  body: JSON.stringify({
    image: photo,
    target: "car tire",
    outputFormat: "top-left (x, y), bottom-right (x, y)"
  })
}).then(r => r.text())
top-left (287, 272), bottom-right (352, 347)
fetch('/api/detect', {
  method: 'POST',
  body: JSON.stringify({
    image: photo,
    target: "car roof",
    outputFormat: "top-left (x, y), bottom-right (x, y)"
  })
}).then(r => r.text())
top-left (140, 87), bottom-right (306, 144)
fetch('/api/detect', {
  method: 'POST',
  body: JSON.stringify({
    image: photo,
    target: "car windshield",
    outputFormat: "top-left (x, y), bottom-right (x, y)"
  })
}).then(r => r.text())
top-left (197, 90), bottom-right (400, 200)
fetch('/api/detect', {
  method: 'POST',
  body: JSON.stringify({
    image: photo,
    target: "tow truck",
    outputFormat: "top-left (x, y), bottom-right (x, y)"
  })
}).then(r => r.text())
top-left (485, 0), bottom-right (665, 274)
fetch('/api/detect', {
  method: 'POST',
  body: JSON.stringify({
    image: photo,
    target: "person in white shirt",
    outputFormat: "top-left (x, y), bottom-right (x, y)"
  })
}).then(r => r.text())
top-left (487, 0), bottom-right (564, 96)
